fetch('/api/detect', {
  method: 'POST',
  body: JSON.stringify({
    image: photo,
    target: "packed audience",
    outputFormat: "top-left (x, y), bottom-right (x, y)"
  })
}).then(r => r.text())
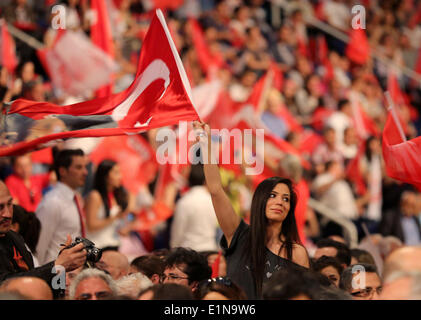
top-left (0, 0), bottom-right (421, 300)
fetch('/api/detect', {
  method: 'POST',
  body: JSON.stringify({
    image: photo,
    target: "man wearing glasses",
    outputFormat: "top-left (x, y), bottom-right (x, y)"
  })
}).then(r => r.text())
top-left (160, 247), bottom-right (211, 292)
top-left (339, 263), bottom-right (382, 300)
top-left (68, 268), bottom-right (117, 300)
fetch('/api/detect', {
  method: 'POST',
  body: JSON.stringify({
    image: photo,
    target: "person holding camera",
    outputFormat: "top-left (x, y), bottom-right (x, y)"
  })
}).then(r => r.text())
top-left (0, 180), bottom-right (87, 291)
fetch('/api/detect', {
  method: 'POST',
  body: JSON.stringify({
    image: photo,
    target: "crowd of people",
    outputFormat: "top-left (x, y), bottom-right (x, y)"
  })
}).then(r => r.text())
top-left (0, 0), bottom-right (421, 300)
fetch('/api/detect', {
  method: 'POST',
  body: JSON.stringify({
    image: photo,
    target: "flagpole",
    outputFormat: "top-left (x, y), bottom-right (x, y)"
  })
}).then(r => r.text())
top-left (385, 91), bottom-right (407, 143)
top-left (4, 21), bottom-right (44, 50)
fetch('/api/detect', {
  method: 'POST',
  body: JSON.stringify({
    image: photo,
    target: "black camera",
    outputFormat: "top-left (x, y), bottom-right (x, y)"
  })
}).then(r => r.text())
top-left (66, 237), bottom-right (102, 263)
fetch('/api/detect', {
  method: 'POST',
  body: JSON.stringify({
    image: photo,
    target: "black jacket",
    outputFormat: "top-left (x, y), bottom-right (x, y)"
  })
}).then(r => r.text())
top-left (0, 231), bottom-right (55, 285)
top-left (379, 210), bottom-right (421, 243)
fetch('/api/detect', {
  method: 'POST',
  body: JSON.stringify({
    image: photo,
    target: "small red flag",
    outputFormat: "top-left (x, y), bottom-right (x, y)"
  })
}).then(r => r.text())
top-left (345, 28), bottom-right (370, 65)
top-left (0, 20), bottom-right (18, 74)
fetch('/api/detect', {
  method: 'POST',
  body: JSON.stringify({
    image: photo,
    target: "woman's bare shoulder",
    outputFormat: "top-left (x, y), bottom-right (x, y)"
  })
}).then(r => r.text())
top-left (292, 243), bottom-right (310, 268)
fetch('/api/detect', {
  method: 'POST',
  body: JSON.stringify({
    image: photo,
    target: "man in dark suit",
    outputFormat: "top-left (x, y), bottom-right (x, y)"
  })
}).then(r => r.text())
top-left (380, 191), bottom-right (421, 245)
top-left (0, 180), bottom-right (87, 292)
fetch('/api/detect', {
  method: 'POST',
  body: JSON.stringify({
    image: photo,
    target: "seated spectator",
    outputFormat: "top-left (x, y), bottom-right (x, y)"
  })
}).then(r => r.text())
top-left (313, 238), bottom-right (352, 269)
top-left (350, 248), bottom-right (376, 266)
top-left (68, 268), bottom-right (117, 300)
top-left (325, 99), bottom-right (352, 147)
top-left (161, 247), bottom-right (212, 292)
top-left (129, 254), bottom-right (165, 284)
top-left (21, 80), bottom-right (46, 102)
top-left (138, 283), bottom-right (194, 300)
top-left (3, 0), bottom-right (37, 29)
top-left (64, 265), bottom-right (85, 299)
top-left (381, 270), bottom-right (421, 300)
top-left (5, 155), bottom-right (51, 212)
top-left (115, 272), bottom-right (153, 299)
top-left (10, 204), bottom-right (41, 266)
top-left (170, 164), bottom-right (219, 252)
top-left (378, 236), bottom-right (403, 261)
top-left (312, 256), bottom-right (344, 287)
top-left (260, 89), bottom-right (289, 140)
top-left (311, 127), bottom-right (344, 174)
top-left (0, 276), bottom-right (52, 300)
top-left (328, 235), bottom-right (347, 245)
top-left (381, 246), bottom-right (421, 300)
top-left (95, 250), bottom-right (129, 280)
top-left (339, 263), bottom-right (382, 300)
top-left (380, 191), bottom-right (421, 245)
top-left (195, 277), bottom-right (247, 300)
top-left (263, 264), bottom-right (347, 300)
top-left (312, 160), bottom-right (359, 221)
top-left (339, 127), bottom-right (358, 161)
top-left (382, 246), bottom-right (421, 279)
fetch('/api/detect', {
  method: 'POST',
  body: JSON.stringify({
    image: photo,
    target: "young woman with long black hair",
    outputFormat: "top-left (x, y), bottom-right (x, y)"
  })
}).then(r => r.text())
top-left (194, 121), bottom-right (310, 299)
top-left (84, 159), bottom-right (132, 250)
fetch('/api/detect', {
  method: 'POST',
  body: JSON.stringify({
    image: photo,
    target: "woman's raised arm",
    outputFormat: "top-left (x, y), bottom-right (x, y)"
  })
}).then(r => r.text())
top-left (194, 121), bottom-right (241, 246)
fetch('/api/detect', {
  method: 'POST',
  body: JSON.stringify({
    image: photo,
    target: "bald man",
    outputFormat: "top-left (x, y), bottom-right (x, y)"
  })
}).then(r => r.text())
top-left (96, 250), bottom-right (129, 280)
top-left (0, 276), bottom-right (53, 300)
top-left (381, 247), bottom-right (421, 299)
top-left (0, 180), bottom-right (87, 296)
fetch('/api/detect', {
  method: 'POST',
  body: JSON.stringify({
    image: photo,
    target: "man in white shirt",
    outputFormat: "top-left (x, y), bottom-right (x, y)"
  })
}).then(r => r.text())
top-left (325, 99), bottom-right (352, 149)
top-left (36, 149), bottom-right (88, 265)
top-left (170, 164), bottom-right (219, 252)
top-left (312, 160), bottom-right (359, 221)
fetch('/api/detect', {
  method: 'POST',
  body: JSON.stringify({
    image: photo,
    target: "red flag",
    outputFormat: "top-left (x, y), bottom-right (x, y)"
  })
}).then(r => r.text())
top-left (152, 0), bottom-right (184, 10)
top-left (211, 251), bottom-right (222, 278)
top-left (0, 20), bottom-right (18, 74)
top-left (36, 30), bottom-right (117, 97)
top-left (387, 71), bottom-right (410, 134)
top-left (295, 179), bottom-right (310, 245)
top-left (188, 18), bottom-right (225, 79)
top-left (387, 71), bottom-right (406, 105)
top-left (246, 63), bottom-right (282, 110)
top-left (345, 28), bottom-right (370, 65)
top-left (1, 10), bottom-right (200, 156)
top-left (345, 143), bottom-right (367, 195)
top-left (317, 35), bottom-right (333, 82)
top-left (91, 0), bottom-right (115, 97)
top-left (382, 107), bottom-right (421, 191)
top-left (298, 130), bottom-right (323, 155)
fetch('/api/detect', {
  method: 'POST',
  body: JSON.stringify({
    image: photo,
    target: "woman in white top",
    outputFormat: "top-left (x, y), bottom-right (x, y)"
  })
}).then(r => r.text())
top-left (85, 159), bottom-right (132, 250)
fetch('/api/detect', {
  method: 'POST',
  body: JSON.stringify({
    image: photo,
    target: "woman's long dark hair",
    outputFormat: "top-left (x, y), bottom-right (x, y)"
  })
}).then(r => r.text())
top-left (246, 177), bottom-right (301, 297)
top-left (93, 160), bottom-right (128, 218)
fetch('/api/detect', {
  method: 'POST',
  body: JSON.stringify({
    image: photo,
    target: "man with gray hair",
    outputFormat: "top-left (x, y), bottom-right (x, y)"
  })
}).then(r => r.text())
top-left (380, 246), bottom-right (421, 299)
top-left (380, 270), bottom-right (421, 300)
top-left (68, 268), bottom-right (117, 300)
top-left (115, 273), bottom-right (153, 299)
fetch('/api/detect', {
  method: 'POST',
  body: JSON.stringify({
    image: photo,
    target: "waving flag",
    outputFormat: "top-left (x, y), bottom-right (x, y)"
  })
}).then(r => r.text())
top-left (382, 92), bottom-right (421, 191)
top-left (37, 30), bottom-right (118, 97)
top-left (91, 0), bottom-right (115, 97)
top-left (1, 9), bottom-right (200, 156)
top-left (345, 28), bottom-right (370, 65)
top-left (0, 20), bottom-right (18, 74)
